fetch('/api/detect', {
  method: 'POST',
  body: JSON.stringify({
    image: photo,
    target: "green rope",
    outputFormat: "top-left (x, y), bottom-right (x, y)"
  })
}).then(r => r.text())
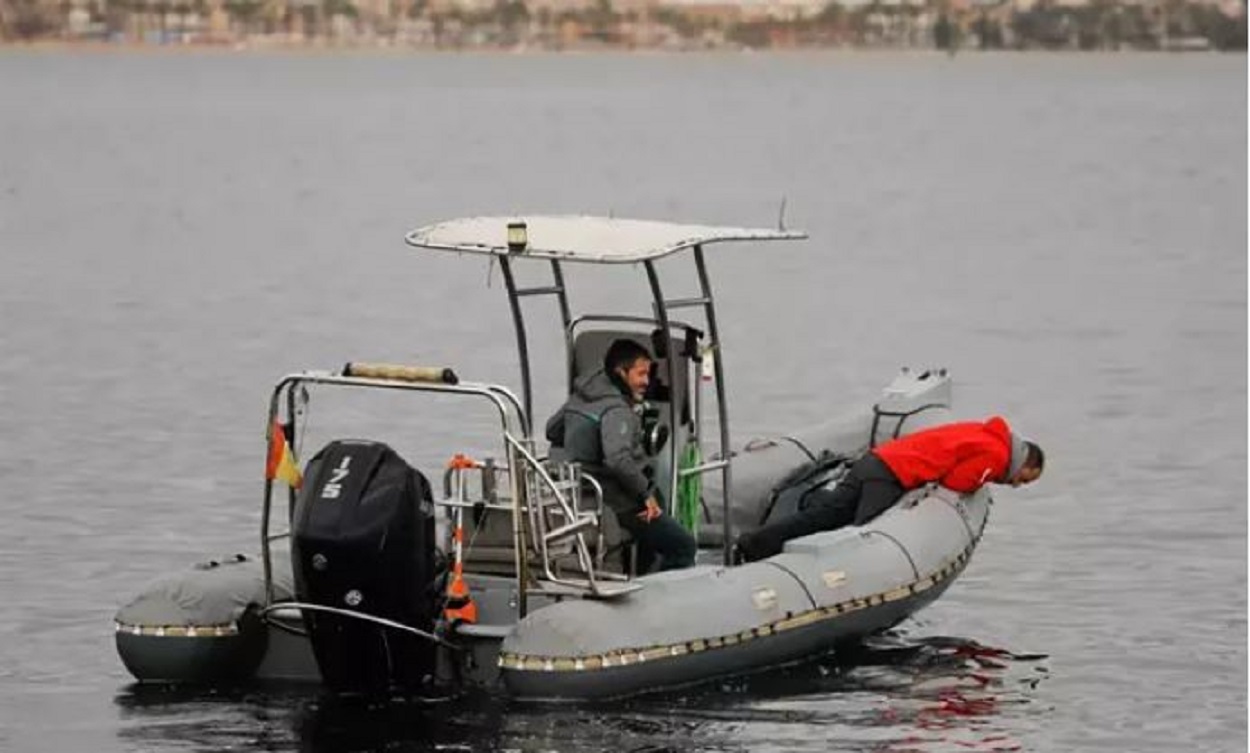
top-left (677, 442), bottom-right (702, 534)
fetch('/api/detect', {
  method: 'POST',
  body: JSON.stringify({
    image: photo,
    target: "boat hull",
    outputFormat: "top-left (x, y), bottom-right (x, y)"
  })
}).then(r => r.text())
top-left (116, 488), bottom-right (986, 697)
top-left (499, 486), bottom-right (988, 699)
top-left (502, 575), bottom-right (957, 700)
top-left (114, 369), bottom-right (986, 698)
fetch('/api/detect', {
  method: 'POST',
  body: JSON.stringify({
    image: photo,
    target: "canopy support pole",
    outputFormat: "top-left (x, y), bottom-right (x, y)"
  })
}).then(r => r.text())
top-left (643, 261), bottom-right (681, 518)
top-left (501, 257), bottom-right (573, 432)
top-left (499, 257), bottom-right (534, 425)
top-left (693, 245), bottom-right (735, 565)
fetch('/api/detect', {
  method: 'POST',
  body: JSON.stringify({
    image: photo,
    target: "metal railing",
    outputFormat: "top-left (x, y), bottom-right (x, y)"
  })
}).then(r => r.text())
top-left (259, 368), bottom-right (638, 627)
top-left (260, 371), bottom-right (528, 607)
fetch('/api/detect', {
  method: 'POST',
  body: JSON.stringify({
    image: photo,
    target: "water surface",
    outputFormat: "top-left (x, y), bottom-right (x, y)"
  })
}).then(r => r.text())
top-left (0, 50), bottom-right (1244, 752)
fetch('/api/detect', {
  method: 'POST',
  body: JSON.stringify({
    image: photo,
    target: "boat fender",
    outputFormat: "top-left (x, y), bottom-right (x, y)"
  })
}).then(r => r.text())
top-left (342, 362), bottom-right (459, 385)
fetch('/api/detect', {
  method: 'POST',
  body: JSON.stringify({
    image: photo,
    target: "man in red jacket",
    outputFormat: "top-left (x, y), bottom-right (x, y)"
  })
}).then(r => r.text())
top-left (734, 416), bottom-right (1044, 563)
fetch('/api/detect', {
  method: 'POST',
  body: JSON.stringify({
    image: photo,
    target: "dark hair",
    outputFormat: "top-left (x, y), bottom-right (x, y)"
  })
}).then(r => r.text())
top-left (1024, 441), bottom-right (1045, 473)
top-left (604, 338), bottom-right (652, 374)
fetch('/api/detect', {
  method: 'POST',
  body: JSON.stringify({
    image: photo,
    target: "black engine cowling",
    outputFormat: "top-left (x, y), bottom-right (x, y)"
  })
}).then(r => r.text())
top-left (291, 439), bottom-right (440, 693)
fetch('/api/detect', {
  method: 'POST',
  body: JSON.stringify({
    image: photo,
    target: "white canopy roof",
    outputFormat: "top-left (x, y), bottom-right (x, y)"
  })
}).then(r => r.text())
top-left (404, 215), bottom-right (806, 264)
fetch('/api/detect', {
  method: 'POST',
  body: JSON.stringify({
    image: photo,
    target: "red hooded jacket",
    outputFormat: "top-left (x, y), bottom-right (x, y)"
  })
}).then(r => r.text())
top-left (872, 416), bottom-right (1015, 494)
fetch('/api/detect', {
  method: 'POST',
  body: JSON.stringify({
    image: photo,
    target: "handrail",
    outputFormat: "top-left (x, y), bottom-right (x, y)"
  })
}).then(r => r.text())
top-left (259, 602), bottom-right (461, 650)
top-left (678, 458), bottom-right (729, 478)
top-left (259, 367), bottom-right (632, 617)
top-left (567, 313), bottom-right (704, 340)
top-left (267, 373), bottom-right (524, 437)
top-left (579, 473), bottom-right (608, 568)
top-left (483, 384), bottom-right (529, 436)
top-left (565, 314), bottom-right (704, 391)
top-left (504, 436), bottom-right (588, 570)
top-left (504, 435), bottom-right (619, 596)
top-left (439, 461), bottom-right (620, 587)
top-left (260, 371), bottom-right (527, 606)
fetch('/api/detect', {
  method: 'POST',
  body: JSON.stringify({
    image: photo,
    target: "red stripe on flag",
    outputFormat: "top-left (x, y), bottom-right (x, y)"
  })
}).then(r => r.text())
top-left (266, 421), bottom-right (285, 481)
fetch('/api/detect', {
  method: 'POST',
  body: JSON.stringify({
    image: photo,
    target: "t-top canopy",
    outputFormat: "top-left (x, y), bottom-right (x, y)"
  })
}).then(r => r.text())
top-left (405, 215), bottom-right (807, 264)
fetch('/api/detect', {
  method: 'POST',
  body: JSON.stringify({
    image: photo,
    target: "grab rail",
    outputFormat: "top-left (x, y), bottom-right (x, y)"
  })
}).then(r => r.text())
top-left (259, 367), bottom-right (633, 619)
top-left (260, 371), bottom-right (527, 605)
top-left (258, 602), bottom-right (462, 651)
top-left (504, 437), bottom-right (636, 597)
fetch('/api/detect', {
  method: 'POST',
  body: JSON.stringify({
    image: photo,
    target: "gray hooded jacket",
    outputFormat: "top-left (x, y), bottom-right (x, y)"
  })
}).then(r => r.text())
top-left (545, 369), bottom-right (653, 513)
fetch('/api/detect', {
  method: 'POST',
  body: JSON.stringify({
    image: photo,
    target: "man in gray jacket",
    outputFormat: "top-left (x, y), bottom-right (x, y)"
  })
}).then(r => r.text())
top-left (546, 339), bottom-right (697, 573)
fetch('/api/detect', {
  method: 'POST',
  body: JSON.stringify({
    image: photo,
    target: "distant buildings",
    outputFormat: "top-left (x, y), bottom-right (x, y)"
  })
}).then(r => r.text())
top-left (0, 0), bottom-right (1244, 49)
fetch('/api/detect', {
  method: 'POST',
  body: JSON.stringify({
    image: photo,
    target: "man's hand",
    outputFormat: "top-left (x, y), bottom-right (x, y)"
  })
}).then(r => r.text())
top-left (637, 496), bottom-right (662, 523)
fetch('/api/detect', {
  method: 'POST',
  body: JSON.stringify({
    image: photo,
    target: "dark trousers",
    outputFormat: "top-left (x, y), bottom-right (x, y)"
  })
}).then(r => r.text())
top-left (619, 511), bottom-right (698, 573)
top-left (737, 454), bottom-right (905, 562)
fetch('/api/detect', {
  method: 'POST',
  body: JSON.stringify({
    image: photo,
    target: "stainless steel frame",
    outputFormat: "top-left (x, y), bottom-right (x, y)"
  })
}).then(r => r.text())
top-left (498, 246), bottom-right (738, 564)
top-left (259, 370), bottom-right (634, 624)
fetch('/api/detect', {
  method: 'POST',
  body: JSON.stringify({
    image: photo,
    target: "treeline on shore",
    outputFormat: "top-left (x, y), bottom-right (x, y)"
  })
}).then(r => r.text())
top-left (2, 0), bottom-right (1246, 51)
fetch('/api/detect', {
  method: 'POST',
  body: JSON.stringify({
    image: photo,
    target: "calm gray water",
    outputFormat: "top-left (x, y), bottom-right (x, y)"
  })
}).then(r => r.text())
top-left (0, 50), bottom-right (1245, 752)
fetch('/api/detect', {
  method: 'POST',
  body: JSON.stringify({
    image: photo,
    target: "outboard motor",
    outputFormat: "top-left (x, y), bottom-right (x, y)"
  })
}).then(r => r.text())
top-left (292, 440), bottom-right (440, 693)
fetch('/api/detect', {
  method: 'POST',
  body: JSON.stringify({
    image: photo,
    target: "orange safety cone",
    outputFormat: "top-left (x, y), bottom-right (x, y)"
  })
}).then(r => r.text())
top-left (444, 560), bottom-right (478, 624)
top-left (444, 453), bottom-right (479, 625)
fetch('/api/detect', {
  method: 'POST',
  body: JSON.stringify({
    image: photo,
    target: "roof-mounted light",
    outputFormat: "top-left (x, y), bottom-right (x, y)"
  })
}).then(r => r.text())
top-left (507, 220), bottom-right (528, 253)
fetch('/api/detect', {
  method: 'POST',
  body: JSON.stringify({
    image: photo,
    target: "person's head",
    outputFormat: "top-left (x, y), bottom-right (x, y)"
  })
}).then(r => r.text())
top-left (1007, 440), bottom-right (1045, 487)
top-left (604, 339), bottom-right (652, 401)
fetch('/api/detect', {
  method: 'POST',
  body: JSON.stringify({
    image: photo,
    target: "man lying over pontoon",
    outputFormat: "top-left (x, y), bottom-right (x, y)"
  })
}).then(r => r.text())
top-left (735, 417), bottom-right (1045, 563)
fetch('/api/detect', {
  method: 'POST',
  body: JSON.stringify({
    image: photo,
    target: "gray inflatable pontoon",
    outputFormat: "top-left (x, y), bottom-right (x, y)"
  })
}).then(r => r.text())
top-left (499, 485), bottom-right (988, 699)
top-left (114, 216), bottom-right (996, 700)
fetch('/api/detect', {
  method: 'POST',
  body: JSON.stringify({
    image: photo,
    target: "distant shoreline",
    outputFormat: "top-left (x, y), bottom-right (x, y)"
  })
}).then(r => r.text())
top-left (2, 38), bottom-right (1241, 55)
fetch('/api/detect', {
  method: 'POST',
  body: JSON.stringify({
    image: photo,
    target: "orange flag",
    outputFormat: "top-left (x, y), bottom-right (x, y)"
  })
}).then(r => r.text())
top-left (266, 421), bottom-right (303, 489)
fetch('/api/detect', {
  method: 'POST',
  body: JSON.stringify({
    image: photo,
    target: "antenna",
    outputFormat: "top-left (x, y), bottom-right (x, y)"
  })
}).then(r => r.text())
top-left (777, 196), bottom-right (788, 231)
